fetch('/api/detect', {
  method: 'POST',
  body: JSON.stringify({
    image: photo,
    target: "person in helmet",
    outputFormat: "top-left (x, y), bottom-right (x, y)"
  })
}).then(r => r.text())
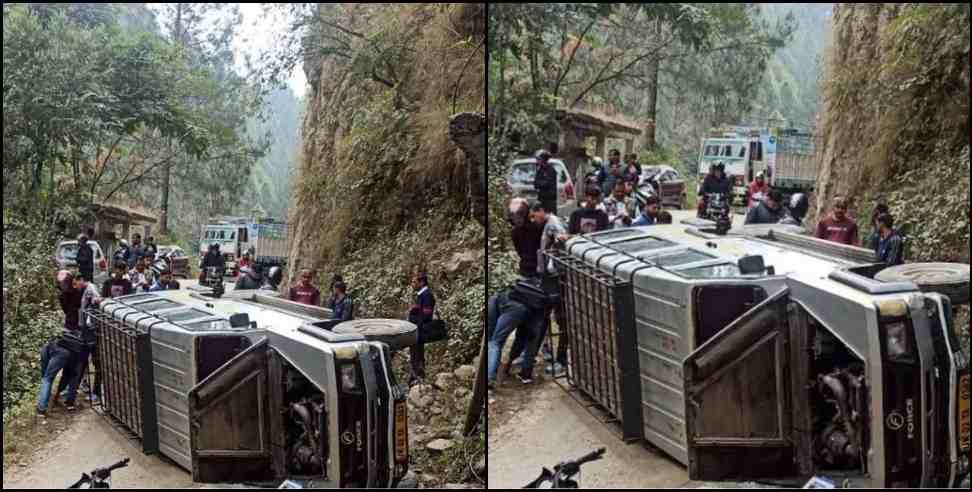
top-left (747, 172), bottom-right (770, 208)
top-left (702, 163), bottom-right (732, 196)
top-left (200, 243), bottom-right (226, 274)
top-left (533, 149), bottom-right (559, 215)
top-left (113, 239), bottom-right (131, 264)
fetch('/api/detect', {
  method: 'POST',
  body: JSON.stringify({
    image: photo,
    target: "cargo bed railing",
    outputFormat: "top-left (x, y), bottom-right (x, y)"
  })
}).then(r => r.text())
top-left (88, 306), bottom-right (160, 454)
top-left (546, 249), bottom-right (644, 442)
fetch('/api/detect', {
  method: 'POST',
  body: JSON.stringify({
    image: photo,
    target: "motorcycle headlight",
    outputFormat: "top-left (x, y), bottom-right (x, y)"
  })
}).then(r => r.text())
top-left (340, 364), bottom-right (361, 393)
top-left (885, 322), bottom-right (911, 360)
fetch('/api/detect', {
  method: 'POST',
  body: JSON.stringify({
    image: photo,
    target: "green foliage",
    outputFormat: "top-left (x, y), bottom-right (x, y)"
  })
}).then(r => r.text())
top-left (2, 218), bottom-right (63, 415)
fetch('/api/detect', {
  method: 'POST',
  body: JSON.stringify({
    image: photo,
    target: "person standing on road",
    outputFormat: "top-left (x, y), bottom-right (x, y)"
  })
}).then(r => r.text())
top-left (745, 189), bottom-right (787, 225)
top-left (102, 262), bottom-right (135, 299)
top-left (866, 203), bottom-right (891, 251)
top-left (565, 187), bottom-right (610, 237)
top-left (509, 198), bottom-right (544, 278)
top-left (486, 287), bottom-right (544, 392)
top-left (326, 281), bottom-right (354, 322)
top-left (56, 275), bottom-right (103, 408)
top-left (150, 270), bottom-right (181, 291)
top-left (128, 260), bottom-right (153, 293)
top-left (76, 234), bottom-right (95, 285)
top-left (114, 239), bottom-right (132, 265)
top-left (407, 273), bottom-right (436, 385)
top-left (622, 153), bottom-right (642, 187)
top-left (289, 269), bottom-right (321, 306)
top-left (599, 150), bottom-right (624, 198)
top-left (533, 150), bottom-right (559, 217)
top-left (875, 213), bottom-right (905, 266)
top-left (143, 237), bottom-right (158, 262)
top-left (815, 196), bottom-right (860, 246)
top-left (129, 234), bottom-right (144, 269)
top-left (632, 195), bottom-right (662, 226)
top-left (530, 202), bottom-right (567, 276)
top-left (603, 181), bottom-right (635, 229)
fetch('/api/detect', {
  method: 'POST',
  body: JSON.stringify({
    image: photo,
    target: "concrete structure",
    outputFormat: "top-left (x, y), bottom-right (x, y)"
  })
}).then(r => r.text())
top-left (554, 109), bottom-right (642, 195)
top-left (88, 202), bottom-right (159, 256)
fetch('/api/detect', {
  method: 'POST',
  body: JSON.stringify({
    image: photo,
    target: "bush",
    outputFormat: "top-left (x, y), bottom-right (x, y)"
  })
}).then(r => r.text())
top-left (2, 217), bottom-right (64, 417)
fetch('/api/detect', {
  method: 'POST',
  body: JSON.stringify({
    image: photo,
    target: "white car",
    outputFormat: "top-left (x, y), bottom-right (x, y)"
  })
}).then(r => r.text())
top-left (505, 158), bottom-right (578, 218)
top-left (55, 240), bottom-right (110, 285)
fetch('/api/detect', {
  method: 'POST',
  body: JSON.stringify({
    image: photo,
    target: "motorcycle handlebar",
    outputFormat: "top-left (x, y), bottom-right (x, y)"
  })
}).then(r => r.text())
top-left (573, 448), bottom-right (606, 467)
top-left (94, 458), bottom-right (130, 478)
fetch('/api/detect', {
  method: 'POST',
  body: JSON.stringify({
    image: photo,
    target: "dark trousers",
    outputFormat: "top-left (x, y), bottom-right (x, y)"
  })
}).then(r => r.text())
top-left (541, 200), bottom-right (557, 217)
top-left (409, 343), bottom-right (425, 381)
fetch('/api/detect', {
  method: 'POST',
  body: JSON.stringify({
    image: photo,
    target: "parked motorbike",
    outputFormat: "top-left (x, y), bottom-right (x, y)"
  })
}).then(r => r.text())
top-left (699, 192), bottom-right (733, 235)
top-left (66, 458), bottom-right (129, 489)
top-left (199, 266), bottom-right (225, 297)
top-left (523, 448), bottom-right (605, 489)
top-left (232, 265), bottom-right (283, 292)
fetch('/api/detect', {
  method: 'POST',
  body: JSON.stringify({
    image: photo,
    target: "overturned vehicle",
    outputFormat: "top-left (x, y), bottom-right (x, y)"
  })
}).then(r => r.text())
top-left (545, 222), bottom-right (970, 488)
top-left (89, 289), bottom-right (413, 487)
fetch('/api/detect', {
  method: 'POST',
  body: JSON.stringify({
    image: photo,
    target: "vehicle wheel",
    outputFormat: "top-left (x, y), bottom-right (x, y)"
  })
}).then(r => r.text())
top-left (332, 319), bottom-right (419, 350)
top-left (875, 263), bottom-right (971, 305)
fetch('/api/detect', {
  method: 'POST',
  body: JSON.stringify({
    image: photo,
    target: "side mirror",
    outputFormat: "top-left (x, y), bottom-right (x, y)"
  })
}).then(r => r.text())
top-left (230, 313), bottom-right (250, 328)
top-left (739, 255), bottom-right (767, 275)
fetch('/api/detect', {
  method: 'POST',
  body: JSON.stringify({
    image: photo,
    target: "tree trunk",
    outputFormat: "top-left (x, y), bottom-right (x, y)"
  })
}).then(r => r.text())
top-left (464, 329), bottom-right (488, 437)
top-left (449, 113), bottom-right (487, 228)
top-left (161, 4), bottom-right (184, 235)
top-left (644, 20), bottom-right (662, 152)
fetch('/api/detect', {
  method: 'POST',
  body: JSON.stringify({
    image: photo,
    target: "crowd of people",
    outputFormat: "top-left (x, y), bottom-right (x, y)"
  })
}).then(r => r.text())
top-left (488, 150), bottom-right (909, 398)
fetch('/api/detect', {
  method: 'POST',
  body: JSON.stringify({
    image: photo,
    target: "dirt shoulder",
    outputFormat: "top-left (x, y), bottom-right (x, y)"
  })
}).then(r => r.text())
top-left (3, 406), bottom-right (193, 489)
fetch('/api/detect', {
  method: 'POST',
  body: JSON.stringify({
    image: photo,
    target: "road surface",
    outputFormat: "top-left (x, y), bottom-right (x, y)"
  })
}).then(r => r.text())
top-left (486, 208), bottom-right (778, 489)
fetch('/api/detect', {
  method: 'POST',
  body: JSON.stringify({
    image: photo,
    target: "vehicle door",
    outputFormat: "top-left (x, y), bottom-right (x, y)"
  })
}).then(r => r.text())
top-left (658, 170), bottom-right (685, 208)
top-left (187, 338), bottom-right (274, 483)
top-left (683, 289), bottom-right (798, 481)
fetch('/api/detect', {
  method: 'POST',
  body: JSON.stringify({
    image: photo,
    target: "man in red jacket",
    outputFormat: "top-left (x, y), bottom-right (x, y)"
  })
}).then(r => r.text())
top-left (747, 172), bottom-right (771, 208)
top-left (289, 269), bottom-right (321, 306)
top-left (815, 196), bottom-right (860, 246)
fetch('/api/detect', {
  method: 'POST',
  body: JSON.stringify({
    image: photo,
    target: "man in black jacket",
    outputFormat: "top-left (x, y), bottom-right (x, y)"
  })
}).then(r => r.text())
top-left (408, 272), bottom-right (436, 385)
top-left (745, 189), bottom-right (788, 225)
top-left (533, 150), bottom-right (559, 216)
top-left (76, 234), bottom-right (94, 284)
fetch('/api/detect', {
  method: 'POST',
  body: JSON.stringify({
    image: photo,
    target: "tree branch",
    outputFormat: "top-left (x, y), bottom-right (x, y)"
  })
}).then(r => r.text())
top-left (554, 18), bottom-right (597, 100)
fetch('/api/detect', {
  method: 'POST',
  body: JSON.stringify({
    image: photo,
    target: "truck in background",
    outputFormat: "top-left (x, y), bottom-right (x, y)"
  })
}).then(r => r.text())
top-left (697, 126), bottom-right (818, 210)
top-left (200, 216), bottom-right (290, 278)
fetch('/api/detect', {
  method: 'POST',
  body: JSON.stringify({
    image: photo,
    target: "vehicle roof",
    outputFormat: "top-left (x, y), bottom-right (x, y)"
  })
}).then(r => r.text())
top-left (569, 224), bottom-right (876, 293)
top-left (116, 289), bottom-right (359, 351)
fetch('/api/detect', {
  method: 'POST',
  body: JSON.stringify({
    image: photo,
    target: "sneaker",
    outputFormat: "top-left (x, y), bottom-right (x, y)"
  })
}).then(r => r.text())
top-left (517, 373), bottom-right (534, 385)
top-left (65, 402), bottom-right (77, 412)
top-left (89, 394), bottom-right (101, 405)
top-left (541, 345), bottom-right (554, 363)
top-left (510, 357), bottom-right (524, 367)
top-left (545, 363), bottom-right (567, 378)
top-left (36, 408), bottom-right (47, 418)
top-left (80, 381), bottom-right (91, 394)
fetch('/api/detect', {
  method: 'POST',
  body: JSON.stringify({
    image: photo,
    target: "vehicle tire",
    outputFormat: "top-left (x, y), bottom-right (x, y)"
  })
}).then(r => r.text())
top-left (875, 263), bottom-right (971, 305)
top-left (332, 319), bottom-right (419, 350)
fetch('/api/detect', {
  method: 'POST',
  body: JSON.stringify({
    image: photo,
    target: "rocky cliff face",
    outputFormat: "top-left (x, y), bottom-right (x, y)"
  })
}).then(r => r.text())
top-left (286, 3), bottom-right (486, 362)
top-left (814, 3), bottom-right (969, 262)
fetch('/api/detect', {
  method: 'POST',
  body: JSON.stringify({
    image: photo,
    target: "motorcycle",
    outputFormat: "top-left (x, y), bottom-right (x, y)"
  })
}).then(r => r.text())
top-left (699, 192), bottom-right (733, 235)
top-left (233, 265), bottom-right (284, 293)
top-left (524, 448), bottom-right (606, 489)
top-left (198, 266), bottom-right (225, 297)
top-left (67, 458), bottom-right (129, 489)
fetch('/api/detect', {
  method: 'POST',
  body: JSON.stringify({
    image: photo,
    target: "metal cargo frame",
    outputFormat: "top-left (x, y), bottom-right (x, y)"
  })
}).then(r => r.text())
top-left (547, 249), bottom-right (645, 442)
top-left (89, 308), bottom-right (160, 454)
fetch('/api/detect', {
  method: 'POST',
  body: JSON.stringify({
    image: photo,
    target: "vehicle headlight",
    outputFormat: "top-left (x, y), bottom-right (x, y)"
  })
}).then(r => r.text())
top-left (340, 364), bottom-right (360, 393)
top-left (885, 322), bottom-right (911, 360)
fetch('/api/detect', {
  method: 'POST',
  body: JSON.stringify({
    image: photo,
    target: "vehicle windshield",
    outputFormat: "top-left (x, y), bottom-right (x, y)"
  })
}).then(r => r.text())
top-left (158, 247), bottom-right (172, 256)
top-left (642, 167), bottom-right (665, 180)
top-left (58, 243), bottom-right (80, 260)
top-left (510, 162), bottom-right (567, 184)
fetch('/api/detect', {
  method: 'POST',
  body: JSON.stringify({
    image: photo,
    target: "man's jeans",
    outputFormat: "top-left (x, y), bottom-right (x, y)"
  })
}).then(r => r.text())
top-left (57, 346), bottom-right (94, 403)
top-left (487, 295), bottom-right (532, 384)
top-left (38, 343), bottom-right (72, 412)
